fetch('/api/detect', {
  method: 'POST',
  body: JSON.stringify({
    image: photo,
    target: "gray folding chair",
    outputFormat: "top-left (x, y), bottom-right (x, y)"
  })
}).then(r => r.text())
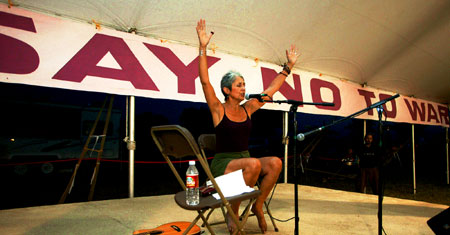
top-left (151, 125), bottom-right (261, 235)
top-left (198, 134), bottom-right (279, 232)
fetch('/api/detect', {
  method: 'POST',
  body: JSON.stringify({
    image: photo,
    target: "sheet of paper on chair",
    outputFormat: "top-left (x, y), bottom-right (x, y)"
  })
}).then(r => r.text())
top-left (212, 169), bottom-right (254, 200)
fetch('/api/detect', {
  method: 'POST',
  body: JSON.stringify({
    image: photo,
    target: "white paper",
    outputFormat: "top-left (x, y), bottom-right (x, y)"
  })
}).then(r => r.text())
top-left (212, 169), bottom-right (254, 199)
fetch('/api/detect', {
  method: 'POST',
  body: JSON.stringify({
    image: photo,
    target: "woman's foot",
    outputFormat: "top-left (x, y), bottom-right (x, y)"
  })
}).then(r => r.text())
top-left (226, 212), bottom-right (238, 234)
top-left (251, 206), bottom-right (267, 234)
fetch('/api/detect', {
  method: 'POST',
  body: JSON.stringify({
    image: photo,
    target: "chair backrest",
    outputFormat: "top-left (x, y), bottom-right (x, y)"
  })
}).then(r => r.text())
top-left (151, 125), bottom-right (227, 193)
top-left (151, 125), bottom-right (201, 159)
top-left (151, 124), bottom-right (236, 203)
top-left (151, 125), bottom-right (207, 190)
top-left (197, 134), bottom-right (216, 159)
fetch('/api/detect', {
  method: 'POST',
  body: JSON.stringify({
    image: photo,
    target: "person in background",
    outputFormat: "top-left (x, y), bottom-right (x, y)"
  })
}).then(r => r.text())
top-left (357, 133), bottom-right (381, 195)
top-left (196, 19), bottom-right (299, 234)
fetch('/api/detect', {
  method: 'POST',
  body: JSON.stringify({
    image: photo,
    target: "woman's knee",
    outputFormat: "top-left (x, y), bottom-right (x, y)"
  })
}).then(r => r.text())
top-left (247, 158), bottom-right (262, 173)
top-left (268, 157), bottom-right (282, 172)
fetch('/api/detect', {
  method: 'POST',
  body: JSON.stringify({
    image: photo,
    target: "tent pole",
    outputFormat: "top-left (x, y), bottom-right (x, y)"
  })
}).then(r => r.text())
top-left (124, 96), bottom-right (129, 173)
top-left (363, 120), bottom-right (366, 141)
top-left (283, 111), bottom-right (289, 183)
top-left (412, 124), bottom-right (416, 194)
top-left (129, 96), bottom-right (135, 198)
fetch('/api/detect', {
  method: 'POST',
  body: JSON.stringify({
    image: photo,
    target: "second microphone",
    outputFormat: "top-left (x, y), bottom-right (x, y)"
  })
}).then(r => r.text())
top-left (245, 93), bottom-right (268, 101)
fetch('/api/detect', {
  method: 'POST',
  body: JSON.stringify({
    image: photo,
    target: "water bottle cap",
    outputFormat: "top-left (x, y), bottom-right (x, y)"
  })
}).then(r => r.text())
top-left (189, 161), bottom-right (195, 165)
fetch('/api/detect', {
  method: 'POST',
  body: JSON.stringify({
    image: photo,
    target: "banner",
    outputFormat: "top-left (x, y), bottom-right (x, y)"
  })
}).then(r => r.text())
top-left (0, 5), bottom-right (448, 127)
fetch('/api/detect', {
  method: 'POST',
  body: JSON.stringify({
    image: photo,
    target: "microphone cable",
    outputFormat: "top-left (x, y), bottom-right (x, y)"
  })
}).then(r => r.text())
top-left (265, 166), bottom-right (296, 223)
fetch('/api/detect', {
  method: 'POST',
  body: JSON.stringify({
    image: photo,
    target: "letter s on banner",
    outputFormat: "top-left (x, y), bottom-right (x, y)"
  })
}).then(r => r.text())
top-left (0, 11), bottom-right (39, 74)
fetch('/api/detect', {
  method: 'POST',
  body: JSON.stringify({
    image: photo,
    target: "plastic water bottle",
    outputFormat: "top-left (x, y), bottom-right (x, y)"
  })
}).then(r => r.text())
top-left (186, 161), bottom-right (199, 205)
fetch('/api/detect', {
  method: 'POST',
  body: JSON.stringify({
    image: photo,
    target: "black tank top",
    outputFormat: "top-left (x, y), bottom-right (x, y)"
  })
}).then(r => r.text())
top-left (215, 106), bottom-right (252, 153)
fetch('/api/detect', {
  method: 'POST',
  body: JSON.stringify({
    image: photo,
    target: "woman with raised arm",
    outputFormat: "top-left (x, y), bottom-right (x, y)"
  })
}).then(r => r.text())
top-left (196, 19), bottom-right (299, 234)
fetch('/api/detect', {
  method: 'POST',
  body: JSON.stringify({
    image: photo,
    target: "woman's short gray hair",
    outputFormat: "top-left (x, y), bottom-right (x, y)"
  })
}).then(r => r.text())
top-left (221, 70), bottom-right (243, 101)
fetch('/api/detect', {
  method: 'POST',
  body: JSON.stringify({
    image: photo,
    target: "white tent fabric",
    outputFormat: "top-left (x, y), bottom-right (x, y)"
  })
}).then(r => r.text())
top-left (3, 0), bottom-right (449, 104)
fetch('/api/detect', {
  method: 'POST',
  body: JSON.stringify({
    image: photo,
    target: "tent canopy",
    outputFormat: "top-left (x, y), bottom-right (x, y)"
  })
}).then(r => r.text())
top-left (3, 0), bottom-right (450, 104)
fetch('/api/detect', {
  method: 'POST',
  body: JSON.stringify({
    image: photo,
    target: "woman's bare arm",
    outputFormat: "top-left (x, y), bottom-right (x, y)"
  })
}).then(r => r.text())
top-left (196, 19), bottom-right (223, 125)
top-left (245, 45), bottom-right (300, 115)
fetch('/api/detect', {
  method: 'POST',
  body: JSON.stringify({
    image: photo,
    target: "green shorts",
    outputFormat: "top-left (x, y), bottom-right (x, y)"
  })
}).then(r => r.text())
top-left (210, 150), bottom-right (250, 177)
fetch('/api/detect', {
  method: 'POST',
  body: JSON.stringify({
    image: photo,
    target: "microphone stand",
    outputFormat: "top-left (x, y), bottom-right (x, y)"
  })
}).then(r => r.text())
top-left (376, 105), bottom-right (384, 235)
top-left (285, 93), bottom-right (399, 235)
top-left (264, 99), bottom-right (334, 235)
top-left (295, 94), bottom-right (400, 140)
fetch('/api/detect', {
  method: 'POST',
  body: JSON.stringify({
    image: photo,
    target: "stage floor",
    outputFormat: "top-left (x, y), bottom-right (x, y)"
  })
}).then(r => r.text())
top-left (0, 183), bottom-right (446, 234)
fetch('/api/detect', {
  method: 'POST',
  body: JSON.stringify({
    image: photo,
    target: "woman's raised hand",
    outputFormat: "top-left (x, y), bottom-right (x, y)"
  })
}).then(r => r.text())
top-left (286, 44), bottom-right (300, 65)
top-left (196, 19), bottom-right (213, 48)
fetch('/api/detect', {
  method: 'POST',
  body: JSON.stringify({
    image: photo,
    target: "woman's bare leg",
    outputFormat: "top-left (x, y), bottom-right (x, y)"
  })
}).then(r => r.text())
top-left (224, 158), bottom-right (262, 233)
top-left (223, 156), bottom-right (282, 233)
top-left (252, 156), bottom-right (282, 233)
top-left (225, 157), bottom-right (261, 186)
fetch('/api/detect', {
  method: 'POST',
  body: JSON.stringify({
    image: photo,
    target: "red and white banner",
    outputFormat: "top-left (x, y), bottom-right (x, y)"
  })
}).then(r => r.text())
top-left (1, 5), bottom-right (448, 127)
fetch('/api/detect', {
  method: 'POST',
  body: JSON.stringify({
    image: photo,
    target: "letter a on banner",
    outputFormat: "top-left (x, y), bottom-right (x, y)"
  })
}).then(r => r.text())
top-left (53, 33), bottom-right (159, 91)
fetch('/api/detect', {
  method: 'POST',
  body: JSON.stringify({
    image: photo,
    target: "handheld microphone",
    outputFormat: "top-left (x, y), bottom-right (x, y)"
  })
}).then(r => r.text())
top-left (245, 93), bottom-right (267, 100)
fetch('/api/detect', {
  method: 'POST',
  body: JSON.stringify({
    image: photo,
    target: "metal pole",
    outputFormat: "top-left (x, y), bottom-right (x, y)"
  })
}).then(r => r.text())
top-left (125, 96), bottom-right (129, 142)
top-left (290, 106), bottom-right (300, 235)
top-left (376, 107), bottom-right (384, 235)
top-left (129, 30), bottom-right (137, 198)
top-left (129, 96), bottom-right (135, 198)
top-left (363, 119), bottom-right (366, 141)
top-left (412, 124), bottom-right (416, 194)
top-left (283, 111), bottom-right (289, 183)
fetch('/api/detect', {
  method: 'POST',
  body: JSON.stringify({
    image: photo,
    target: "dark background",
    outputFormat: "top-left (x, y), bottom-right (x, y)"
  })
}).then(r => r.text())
top-left (0, 82), bottom-right (448, 209)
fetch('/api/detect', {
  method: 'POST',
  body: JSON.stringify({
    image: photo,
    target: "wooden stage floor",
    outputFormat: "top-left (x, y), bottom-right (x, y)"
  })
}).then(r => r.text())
top-left (0, 183), bottom-right (447, 234)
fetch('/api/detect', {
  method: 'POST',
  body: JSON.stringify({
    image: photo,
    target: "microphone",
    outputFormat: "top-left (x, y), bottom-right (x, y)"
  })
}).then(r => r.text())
top-left (296, 127), bottom-right (324, 141)
top-left (245, 93), bottom-right (267, 100)
top-left (297, 133), bottom-right (306, 141)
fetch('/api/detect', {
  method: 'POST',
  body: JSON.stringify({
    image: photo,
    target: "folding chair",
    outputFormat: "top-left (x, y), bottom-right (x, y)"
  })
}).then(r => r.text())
top-left (151, 125), bottom-right (261, 235)
top-left (198, 134), bottom-right (279, 232)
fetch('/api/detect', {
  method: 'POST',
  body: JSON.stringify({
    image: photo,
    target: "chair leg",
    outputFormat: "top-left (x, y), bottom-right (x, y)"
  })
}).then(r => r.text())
top-left (203, 206), bottom-right (229, 227)
top-left (188, 212), bottom-right (206, 235)
top-left (242, 201), bottom-right (279, 232)
top-left (236, 198), bottom-right (257, 235)
top-left (202, 208), bottom-right (216, 227)
top-left (239, 200), bottom-right (278, 232)
top-left (186, 209), bottom-right (216, 235)
top-left (247, 181), bottom-right (278, 232)
top-left (183, 218), bottom-right (200, 235)
top-left (198, 200), bottom-right (261, 234)
top-left (197, 209), bottom-right (216, 235)
top-left (223, 203), bottom-right (247, 235)
top-left (264, 200), bottom-right (279, 232)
